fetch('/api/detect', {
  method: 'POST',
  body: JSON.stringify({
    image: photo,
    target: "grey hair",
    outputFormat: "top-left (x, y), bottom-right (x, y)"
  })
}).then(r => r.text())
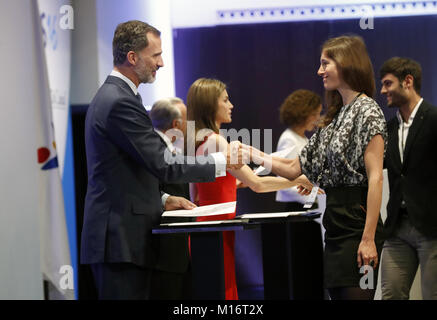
top-left (150, 97), bottom-right (184, 131)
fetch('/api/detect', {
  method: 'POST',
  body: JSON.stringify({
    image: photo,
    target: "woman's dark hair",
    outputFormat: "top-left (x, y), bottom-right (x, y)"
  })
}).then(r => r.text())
top-left (379, 57), bottom-right (422, 94)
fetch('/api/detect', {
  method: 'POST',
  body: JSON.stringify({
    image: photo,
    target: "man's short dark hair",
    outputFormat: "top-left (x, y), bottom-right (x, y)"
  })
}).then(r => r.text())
top-left (380, 57), bottom-right (422, 94)
top-left (112, 20), bottom-right (161, 66)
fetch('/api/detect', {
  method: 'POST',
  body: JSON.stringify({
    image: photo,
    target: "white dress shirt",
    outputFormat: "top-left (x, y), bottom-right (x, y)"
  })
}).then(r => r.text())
top-left (397, 98), bottom-right (423, 163)
top-left (110, 70), bottom-right (138, 95)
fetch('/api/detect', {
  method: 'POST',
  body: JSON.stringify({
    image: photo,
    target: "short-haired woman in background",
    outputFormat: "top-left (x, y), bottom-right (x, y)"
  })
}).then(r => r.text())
top-left (276, 89), bottom-right (322, 211)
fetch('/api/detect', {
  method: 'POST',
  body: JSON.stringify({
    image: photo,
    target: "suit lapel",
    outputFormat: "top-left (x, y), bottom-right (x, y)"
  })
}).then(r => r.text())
top-left (106, 75), bottom-right (137, 98)
top-left (106, 75), bottom-right (148, 116)
top-left (387, 118), bottom-right (402, 169)
top-left (402, 101), bottom-right (429, 167)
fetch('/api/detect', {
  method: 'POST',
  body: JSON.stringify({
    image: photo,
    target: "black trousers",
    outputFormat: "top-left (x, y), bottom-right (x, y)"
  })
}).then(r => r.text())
top-left (151, 267), bottom-right (193, 300)
top-left (90, 262), bottom-right (152, 300)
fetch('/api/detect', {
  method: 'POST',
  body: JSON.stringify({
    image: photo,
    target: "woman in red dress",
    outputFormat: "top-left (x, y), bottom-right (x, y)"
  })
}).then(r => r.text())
top-left (187, 78), bottom-right (312, 300)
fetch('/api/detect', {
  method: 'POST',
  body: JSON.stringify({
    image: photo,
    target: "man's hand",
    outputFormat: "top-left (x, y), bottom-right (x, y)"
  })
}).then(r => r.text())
top-left (164, 196), bottom-right (197, 211)
top-left (226, 141), bottom-right (248, 170)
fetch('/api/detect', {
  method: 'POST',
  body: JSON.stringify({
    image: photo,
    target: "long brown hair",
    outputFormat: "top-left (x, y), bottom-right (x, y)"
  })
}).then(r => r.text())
top-left (186, 78), bottom-right (227, 148)
top-left (320, 35), bottom-right (376, 126)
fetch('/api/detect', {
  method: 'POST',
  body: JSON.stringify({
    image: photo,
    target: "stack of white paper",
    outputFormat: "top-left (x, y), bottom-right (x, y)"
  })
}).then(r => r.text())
top-left (238, 209), bottom-right (320, 220)
top-left (159, 219), bottom-right (247, 227)
top-left (162, 201), bottom-right (237, 218)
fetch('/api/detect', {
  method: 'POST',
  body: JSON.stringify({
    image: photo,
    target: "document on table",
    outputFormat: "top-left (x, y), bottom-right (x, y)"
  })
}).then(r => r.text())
top-left (159, 219), bottom-right (247, 227)
top-left (238, 209), bottom-right (320, 220)
top-left (162, 201), bottom-right (236, 218)
top-left (253, 146), bottom-right (296, 176)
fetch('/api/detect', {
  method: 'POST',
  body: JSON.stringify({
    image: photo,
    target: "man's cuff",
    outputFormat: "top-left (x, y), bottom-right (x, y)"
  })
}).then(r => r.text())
top-left (161, 193), bottom-right (170, 208)
top-left (210, 152), bottom-right (226, 177)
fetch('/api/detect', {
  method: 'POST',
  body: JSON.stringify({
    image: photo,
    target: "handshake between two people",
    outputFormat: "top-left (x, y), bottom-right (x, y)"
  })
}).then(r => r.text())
top-left (164, 141), bottom-right (249, 211)
top-left (165, 142), bottom-right (323, 211)
top-left (239, 143), bottom-right (324, 197)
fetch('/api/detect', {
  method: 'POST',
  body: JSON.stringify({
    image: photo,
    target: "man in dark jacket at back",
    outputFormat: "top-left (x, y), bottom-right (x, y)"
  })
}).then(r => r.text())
top-left (149, 97), bottom-right (193, 299)
top-left (380, 57), bottom-right (437, 300)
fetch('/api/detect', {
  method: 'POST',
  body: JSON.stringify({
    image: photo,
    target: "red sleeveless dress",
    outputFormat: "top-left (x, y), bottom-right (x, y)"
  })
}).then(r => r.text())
top-left (195, 136), bottom-right (238, 300)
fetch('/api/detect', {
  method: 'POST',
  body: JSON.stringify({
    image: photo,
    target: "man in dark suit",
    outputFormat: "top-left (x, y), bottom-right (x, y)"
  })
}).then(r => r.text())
top-left (380, 57), bottom-right (437, 300)
top-left (148, 97), bottom-right (192, 299)
top-left (81, 21), bottom-right (243, 300)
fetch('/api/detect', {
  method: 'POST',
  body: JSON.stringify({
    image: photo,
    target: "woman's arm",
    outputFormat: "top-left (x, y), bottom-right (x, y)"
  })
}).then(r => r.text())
top-left (357, 134), bottom-right (384, 269)
top-left (229, 165), bottom-right (313, 193)
top-left (205, 135), bottom-right (309, 193)
top-left (242, 144), bottom-right (302, 180)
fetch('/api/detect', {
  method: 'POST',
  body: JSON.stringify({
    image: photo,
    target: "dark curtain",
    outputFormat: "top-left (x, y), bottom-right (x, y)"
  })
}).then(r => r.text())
top-left (173, 15), bottom-right (437, 298)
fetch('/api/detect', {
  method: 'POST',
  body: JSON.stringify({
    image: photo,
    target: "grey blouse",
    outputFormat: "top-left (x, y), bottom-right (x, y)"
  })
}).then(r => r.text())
top-left (299, 96), bottom-right (387, 188)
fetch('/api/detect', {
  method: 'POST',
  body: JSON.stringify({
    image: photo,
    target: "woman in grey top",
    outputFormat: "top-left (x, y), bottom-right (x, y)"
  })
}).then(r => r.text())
top-left (244, 35), bottom-right (387, 300)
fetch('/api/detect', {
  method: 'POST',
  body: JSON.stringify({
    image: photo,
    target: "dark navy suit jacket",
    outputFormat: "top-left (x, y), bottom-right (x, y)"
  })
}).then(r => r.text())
top-left (384, 100), bottom-right (437, 238)
top-left (81, 76), bottom-right (216, 267)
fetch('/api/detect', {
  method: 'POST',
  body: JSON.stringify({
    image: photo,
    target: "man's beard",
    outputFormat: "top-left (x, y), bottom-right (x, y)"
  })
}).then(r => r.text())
top-left (136, 68), bottom-right (155, 84)
top-left (134, 59), bottom-right (155, 84)
top-left (387, 86), bottom-right (409, 108)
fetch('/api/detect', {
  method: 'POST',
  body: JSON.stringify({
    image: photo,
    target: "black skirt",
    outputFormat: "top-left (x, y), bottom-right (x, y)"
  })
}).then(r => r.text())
top-left (323, 186), bottom-right (384, 289)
